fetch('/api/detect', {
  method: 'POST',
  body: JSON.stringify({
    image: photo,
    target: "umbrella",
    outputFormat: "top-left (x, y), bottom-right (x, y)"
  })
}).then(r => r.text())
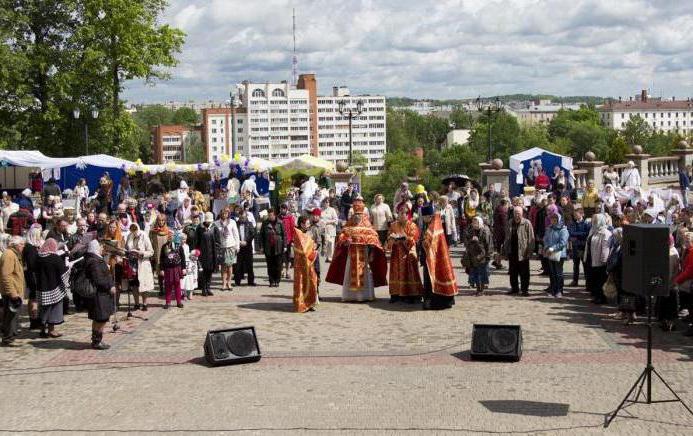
top-left (274, 155), bottom-right (335, 176)
top-left (441, 174), bottom-right (481, 190)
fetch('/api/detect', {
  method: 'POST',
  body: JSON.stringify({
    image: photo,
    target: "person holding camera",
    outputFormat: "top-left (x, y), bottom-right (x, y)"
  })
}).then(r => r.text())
top-left (1, 236), bottom-right (25, 347)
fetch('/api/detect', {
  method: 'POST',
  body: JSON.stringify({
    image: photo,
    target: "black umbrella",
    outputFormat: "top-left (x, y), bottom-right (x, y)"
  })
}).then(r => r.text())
top-left (441, 174), bottom-right (481, 190)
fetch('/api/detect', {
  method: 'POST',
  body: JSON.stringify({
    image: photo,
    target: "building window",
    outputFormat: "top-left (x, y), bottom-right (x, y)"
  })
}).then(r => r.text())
top-left (212, 128), bottom-right (217, 133)
top-left (272, 89), bottom-right (285, 97)
top-left (212, 119), bottom-right (217, 124)
top-left (252, 89), bottom-right (265, 98)
top-left (212, 137), bottom-right (217, 143)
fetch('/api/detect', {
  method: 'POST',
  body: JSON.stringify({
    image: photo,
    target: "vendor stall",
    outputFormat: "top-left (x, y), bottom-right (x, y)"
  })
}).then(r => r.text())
top-left (509, 147), bottom-right (573, 197)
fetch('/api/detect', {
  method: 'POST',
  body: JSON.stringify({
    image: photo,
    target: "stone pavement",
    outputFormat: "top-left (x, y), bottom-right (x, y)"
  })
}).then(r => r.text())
top-left (1, 249), bottom-right (692, 435)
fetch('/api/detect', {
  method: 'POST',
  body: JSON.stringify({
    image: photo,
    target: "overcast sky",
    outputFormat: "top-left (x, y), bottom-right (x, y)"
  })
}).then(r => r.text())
top-left (123, 0), bottom-right (693, 103)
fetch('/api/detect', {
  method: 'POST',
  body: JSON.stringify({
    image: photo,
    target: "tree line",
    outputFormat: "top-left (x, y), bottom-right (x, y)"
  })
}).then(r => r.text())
top-left (362, 105), bottom-right (689, 203)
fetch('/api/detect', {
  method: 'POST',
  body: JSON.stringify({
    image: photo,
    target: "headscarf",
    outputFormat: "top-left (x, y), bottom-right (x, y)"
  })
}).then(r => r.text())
top-left (600, 184), bottom-right (617, 207)
top-left (151, 213), bottom-right (171, 237)
top-left (87, 239), bottom-right (102, 258)
top-left (588, 213), bottom-right (607, 237)
top-left (39, 238), bottom-right (59, 255)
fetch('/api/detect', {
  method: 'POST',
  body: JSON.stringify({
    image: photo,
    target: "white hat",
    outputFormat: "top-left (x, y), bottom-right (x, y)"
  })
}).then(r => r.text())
top-left (180, 180), bottom-right (188, 189)
top-left (22, 188), bottom-right (32, 196)
top-left (204, 212), bottom-right (214, 223)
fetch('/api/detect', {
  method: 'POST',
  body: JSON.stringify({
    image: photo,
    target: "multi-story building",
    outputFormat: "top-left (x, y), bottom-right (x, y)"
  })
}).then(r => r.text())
top-left (510, 99), bottom-right (583, 125)
top-left (598, 90), bottom-right (693, 134)
top-left (201, 74), bottom-right (387, 174)
top-left (150, 124), bottom-right (201, 163)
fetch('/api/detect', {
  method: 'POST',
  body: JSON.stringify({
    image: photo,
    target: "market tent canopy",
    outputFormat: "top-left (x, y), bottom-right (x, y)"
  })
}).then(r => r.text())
top-left (273, 155), bottom-right (335, 176)
top-left (508, 147), bottom-right (573, 196)
top-left (0, 150), bottom-right (76, 169)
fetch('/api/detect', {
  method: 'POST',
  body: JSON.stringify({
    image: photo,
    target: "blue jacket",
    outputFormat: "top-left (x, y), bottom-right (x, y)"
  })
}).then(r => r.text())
top-left (679, 170), bottom-right (690, 190)
top-left (568, 219), bottom-right (590, 252)
top-left (544, 220), bottom-right (569, 259)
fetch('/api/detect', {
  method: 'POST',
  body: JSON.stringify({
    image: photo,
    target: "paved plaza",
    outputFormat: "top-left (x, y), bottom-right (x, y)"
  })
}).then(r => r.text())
top-left (1, 249), bottom-right (692, 435)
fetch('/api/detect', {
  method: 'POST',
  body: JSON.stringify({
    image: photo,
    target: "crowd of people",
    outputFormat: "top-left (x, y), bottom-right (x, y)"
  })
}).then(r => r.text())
top-left (1, 166), bottom-right (693, 351)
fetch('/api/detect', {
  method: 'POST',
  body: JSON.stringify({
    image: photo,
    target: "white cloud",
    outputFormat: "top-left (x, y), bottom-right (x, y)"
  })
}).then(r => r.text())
top-left (123, 0), bottom-right (693, 102)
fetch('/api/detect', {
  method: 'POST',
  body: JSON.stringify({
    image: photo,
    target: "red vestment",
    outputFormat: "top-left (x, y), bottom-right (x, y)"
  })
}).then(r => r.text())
top-left (325, 214), bottom-right (388, 288)
top-left (292, 228), bottom-right (318, 313)
top-left (387, 220), bottom-right (423, 296)
top-left (423, 214), bottom-right (458, 296)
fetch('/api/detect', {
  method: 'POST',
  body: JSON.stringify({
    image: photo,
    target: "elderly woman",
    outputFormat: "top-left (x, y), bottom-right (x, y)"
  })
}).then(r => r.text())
top-left (584, 214), bottom-right (612, 305)
top-left (0, 192), bottom-right (19, 234)
top-left (464, 216), bottom-right (492, 296)
top-left (84, 240), bottom-right (115, 350)
top-left (124, 223), bottom-right (155, 311)
top-left (149, 213), bottom-right (171, 296)
top-left (37, 238), bottom-right (67, 338)
top-left (23, 224), bottom-right (44, 330)
top-left (1, 236), bottom-right (26, 347)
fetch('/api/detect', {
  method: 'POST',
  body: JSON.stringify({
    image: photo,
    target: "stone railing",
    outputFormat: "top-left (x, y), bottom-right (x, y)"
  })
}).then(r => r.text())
top-left (573, 169), bottom-right (588, 189)
top-left (647, 156), bottom-right (679, 185)
top-left (481, 144), bottom-right (693, 194)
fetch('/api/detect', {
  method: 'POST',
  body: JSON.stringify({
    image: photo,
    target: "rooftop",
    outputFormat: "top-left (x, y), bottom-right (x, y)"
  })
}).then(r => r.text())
top-left (600, 99), bottom-right (693, 111)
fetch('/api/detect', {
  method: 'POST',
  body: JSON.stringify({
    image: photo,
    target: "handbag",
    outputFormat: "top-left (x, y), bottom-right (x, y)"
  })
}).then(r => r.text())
top-left (603, 274), bottom-right (618, 300)
top-left (546, 248), bottom-right (562, 262)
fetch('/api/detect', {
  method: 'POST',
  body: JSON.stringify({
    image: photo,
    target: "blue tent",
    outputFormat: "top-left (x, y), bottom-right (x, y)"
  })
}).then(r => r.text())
top-left (509, 147), bottom-right (573, 197)
top-left (56, 155), bottom-right (131, 193)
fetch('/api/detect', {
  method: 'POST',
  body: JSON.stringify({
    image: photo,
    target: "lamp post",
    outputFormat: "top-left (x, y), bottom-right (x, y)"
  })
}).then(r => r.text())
top-left (338, 99), bottom-right (363, 167)
top-left (73, 107), bottom-right (99, 155)
top-left (226, 92), bottom-right (240, 157)
top-left (475, 96), bottom-right (502, 162)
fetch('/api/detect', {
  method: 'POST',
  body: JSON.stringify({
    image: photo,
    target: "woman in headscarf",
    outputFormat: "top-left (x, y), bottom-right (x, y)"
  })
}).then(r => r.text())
top-left (149, 213), bottom-right (171, 296)
top-left (124, 223), bottom-right (155, 311)
top-left (36, 238), bottom-right (68, 338)
top-left (463, 188), bottom-right (480, 223)
top-left (159, 231), bottom-right (186, 309)
top-left (463, 216), bottom-right (492, 296)
top-left (23, 224), bottom-right (44, 330)
top-left (84, 240), bottom-right (115, 349)
top-left (299, 176), bottom-right (318, 212)
top-left (584, 213), bottom-right (612, 304)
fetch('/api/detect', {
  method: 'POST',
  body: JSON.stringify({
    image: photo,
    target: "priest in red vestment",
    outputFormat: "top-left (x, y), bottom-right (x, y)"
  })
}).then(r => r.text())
top-left (419, 204), bottom-right (458, 310)
top-left (386, 204), bottom-right (423, 303)
top-left (326, 197), bottom-right (388, 301)
top-left (292, 225), bottom-right (318, 313)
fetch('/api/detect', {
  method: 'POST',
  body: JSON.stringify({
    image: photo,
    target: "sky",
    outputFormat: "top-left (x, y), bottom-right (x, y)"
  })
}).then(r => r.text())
top-left (123, 0), bottom-right (693, 103)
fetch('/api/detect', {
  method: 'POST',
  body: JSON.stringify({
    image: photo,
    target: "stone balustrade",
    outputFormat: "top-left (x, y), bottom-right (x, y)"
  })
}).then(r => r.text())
top-left (481, 146), bottom-right (693, 194)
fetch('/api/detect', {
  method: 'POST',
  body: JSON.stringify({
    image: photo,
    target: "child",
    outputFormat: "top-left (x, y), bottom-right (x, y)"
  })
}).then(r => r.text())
top-left (159, 231), bottom-right (186, 309)
top-left (179, 233), bottom-right (198, 300)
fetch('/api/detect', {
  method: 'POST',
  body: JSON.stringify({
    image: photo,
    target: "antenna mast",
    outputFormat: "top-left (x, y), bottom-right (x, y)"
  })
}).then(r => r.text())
top-left (292, 8), bottom-right (298, 86)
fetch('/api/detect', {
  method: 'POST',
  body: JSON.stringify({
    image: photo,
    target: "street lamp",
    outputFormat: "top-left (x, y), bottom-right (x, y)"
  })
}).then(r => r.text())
top-left (338, 99), bottom-right (363, 167)
top-left (73, 106), bottom-right (99, 155)
top-left (226, 93), bottom-right (239, 157)
top-left (475, 96), bottom-right (502, 162)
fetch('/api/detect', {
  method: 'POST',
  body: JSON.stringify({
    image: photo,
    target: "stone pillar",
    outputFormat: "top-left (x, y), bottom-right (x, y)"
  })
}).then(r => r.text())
top-left (575, 160), bottom-right (604, 190)
top-left (625, 153), bottom-right (650, 189)
top-left (478, 162), bottom-right (492, 187)
top-left (672, 148), bottom-right (693, 169)
top-left (482, 169), bottom-right (511, 194)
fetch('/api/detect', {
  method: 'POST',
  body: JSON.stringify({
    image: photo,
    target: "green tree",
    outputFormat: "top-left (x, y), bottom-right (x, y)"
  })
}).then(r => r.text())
top-left (361, 150), bottom-right (424, 203)
top-left (350, 151), bottom-right (368, 173)
top-left (606, 135), bottom-right (630, 164)
top-left (448, 108), bottom-right (474, 130)
top-left (468, 111), bottom-right (521, 163)
top-left (622, 115), bottom-right (651, 146)
top-left (172, 107), bottom-right (199, 125)
top-left (183, 131), bottom-right (204, 163)
top-left (74, 0), bottom-right (185, 153)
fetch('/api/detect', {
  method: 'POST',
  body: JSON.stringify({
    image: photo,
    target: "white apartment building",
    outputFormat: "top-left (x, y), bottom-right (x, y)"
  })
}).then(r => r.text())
top-left (598, 90), bottom-right (693, 134)
top-left (316, 87), bottom-right (386, 173)
top-left (201, 74), bottom-right (387, 174)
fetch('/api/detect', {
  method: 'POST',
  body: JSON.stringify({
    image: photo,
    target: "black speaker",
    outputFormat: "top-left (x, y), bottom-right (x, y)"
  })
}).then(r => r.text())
top-left (470, 324), bottom-right (522, 362)
top-left (622, 224), bottom-right (670, 297)
top-left (204, 326), bottom-right (261, 366)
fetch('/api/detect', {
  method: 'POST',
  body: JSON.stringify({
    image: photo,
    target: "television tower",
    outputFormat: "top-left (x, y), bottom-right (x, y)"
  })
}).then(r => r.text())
top-left (292, 8), bottom-right (298, 86)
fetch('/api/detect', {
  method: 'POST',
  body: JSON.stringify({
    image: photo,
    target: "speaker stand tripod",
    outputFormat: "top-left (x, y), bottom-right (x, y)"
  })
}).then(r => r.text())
top-left (605, 294), bottom-right (693, 427)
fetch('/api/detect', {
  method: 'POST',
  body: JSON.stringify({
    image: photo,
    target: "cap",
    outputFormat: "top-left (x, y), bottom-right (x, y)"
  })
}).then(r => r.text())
top-left (204, 212), bottom-right (214, 223)
top-left (22, 188), bottom-right (32, 196)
